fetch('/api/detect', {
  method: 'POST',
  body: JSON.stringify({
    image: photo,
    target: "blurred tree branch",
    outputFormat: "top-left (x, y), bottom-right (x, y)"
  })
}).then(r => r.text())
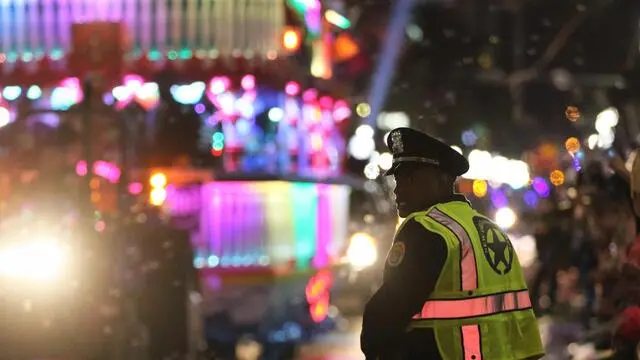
top-left (506, 0), bottom-right (614, 88)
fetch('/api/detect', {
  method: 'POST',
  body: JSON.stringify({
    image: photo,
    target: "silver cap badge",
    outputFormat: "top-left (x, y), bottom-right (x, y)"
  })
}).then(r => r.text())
top-left (391, 131), bottom-right (404, 154)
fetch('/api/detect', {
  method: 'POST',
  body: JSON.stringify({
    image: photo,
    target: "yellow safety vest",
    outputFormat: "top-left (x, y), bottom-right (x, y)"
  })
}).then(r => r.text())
top-left (402, 200), bottom-right (545, 360)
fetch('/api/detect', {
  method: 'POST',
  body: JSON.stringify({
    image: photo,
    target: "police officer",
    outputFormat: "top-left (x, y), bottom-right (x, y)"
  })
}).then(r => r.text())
top-left (360, 128), bottom-right (545, 360)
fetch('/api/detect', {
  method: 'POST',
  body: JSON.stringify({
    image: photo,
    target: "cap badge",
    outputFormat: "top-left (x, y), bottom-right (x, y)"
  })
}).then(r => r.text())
top-left (391, 131), bottom-right (404, 154)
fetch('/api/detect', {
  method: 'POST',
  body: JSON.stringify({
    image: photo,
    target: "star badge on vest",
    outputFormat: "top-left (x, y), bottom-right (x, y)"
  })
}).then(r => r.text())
top-left (387, 242), bottom-right (406, 267)
top-left (473, 216), bottom-right (514, 275)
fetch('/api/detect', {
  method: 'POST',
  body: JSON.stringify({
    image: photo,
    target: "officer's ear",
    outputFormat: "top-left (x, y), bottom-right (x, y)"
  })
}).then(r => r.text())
top-left (442, 174), bottom-right (456, 191)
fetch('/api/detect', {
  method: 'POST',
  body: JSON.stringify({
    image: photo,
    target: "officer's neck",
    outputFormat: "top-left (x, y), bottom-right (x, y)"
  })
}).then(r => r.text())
top-left (420, 191), bottom-right (456, 210)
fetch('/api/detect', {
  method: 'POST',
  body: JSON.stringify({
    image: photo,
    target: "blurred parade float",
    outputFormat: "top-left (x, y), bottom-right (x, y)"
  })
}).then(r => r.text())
top-left (0, 0), bottom-right (384, 357)
top-left (0, 0), bottom-right (378, 358)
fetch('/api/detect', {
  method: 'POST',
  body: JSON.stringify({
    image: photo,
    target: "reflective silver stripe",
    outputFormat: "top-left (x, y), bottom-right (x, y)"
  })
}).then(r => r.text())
top-left (427, 207), bottom-right (479, 291)
top-left (392, 156), bottom-right (440, 165)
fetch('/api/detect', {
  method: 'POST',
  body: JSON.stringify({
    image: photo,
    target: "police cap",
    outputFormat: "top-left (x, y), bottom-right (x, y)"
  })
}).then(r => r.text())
top-left (385, 127), bottom-right (469, 176)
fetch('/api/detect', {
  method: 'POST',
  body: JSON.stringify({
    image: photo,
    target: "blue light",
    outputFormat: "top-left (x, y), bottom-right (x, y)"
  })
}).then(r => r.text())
top-left (523, 190), bottom-right (539, 208)
top-left (193, 256), bottom-right (206, 268)
top-left (207, 255), bottom-right (220, 267)
top-left (236, 118), bottom-right (251, 135)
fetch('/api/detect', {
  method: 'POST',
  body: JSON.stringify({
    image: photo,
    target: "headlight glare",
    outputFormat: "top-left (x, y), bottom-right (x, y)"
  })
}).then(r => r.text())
top-left (0, 240), bottom-right (68, 281)
top-left (346, 232), bottom-right (378, 269)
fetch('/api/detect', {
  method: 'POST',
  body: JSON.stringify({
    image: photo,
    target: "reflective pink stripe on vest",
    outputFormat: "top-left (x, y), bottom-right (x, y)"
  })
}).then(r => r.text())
top-left (413, 289), bottom-right (532, 320)
top-left (428, 207), bottom-right (478, 290)
top-left (461, 324), bottom-right (482, 360)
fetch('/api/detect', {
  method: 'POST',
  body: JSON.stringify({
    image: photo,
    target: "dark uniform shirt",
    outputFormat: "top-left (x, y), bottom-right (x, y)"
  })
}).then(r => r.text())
top-left (361, 196), bottom-right (468, 359)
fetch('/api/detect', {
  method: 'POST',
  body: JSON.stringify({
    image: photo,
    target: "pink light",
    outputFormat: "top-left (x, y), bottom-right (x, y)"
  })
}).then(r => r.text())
top-left (285, 81), bottom-right (300, 96)
top-left (75, 161), bottom-right (88, 176)
top-left (319, 96), bottom-right (333, 109)
top-left (60, 77), bottom-right (80, 89)
top-left (333, 100), bottom-right (351, 122)
top-left (128, 182), bottom-right (143, 195)
top-left (94, 221), bottom-right (106, 232)
top-left (209, 76), bottom-right (230, 95)
top-left (75, 160), bottom-right (121, 183)
top-left (313, 185), bottom-right (331, 268)
top-left (60, 77), bottom-right (84, 104)
top-left (94, 161), bottom-right (121, 183)
top-left (123, 74), bottom-right (145, 89)
top-left (241, 75), bottom-right (256, 91)
top-left (333, 107), bottom-right (351, 122)
top-left (215, 92), bottom-right (236, 115)
top-left (302, 89), bottom-right (318, 102)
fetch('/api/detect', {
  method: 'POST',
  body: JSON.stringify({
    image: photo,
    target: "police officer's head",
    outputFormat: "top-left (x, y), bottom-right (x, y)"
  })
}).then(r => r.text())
top-left (385, 127), bottom-right (469, 217)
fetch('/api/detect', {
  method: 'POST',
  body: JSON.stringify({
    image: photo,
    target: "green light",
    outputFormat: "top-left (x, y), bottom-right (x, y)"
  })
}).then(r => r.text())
top-left (167, 50), bottom-right (178, 60)
top-left (21, 52), bottom-right (34, 62)
top-left (325, 10), bottom-right (351, 29)
top-left (287, 0), bottom-right (308, 15)
top-left (179, 48), bottom-right (193, 59)
top-left (6, 52), bottom-right (18, 63)
top-left (148, 50), bottom-right (162, 61)
top-left (212, 142), bottom-right (223, 151)
top-left (292, 183), bottom-right (318, 270)
top-left (132, 48), bottom-right (142, 58)
top-left (50, 49), bottom-right (63, 60)
top-left (212, 132), bottom-right (224, 142)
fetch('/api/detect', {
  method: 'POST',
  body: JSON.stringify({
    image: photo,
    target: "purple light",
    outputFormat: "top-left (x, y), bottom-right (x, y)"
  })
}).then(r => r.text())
top-left (532, 177), bottom-right (550, 197)
top-left (194, 103), bottom-right (206, 114)
top-left (303, 2), bottom-right (322, 35)
top-left (572, 156), bottom-right (582, 171)
top-left (490, 190), bottom-right (508, 208)
top-left (523, 190), bottom-right (538, 208)
top-left (313, 184), bottom-right (331, 269)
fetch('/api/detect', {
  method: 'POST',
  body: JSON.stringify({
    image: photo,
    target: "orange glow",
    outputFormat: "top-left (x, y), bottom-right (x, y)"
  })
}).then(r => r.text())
top-left (310, 294), bottom-right (330, 323)
top-left (283, 28), bottom-right (301, 51)
top-left (334, 33), bottom-right (359, 62)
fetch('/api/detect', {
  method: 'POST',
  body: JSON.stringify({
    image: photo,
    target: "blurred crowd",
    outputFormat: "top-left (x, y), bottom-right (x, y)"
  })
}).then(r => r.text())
top-left (525, 151), bottom-right (640, 358)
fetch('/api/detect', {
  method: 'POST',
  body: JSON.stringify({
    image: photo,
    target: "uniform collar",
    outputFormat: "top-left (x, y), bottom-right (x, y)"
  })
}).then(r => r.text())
top-left (418, 193), bottom-right (470, 212)
top-left (448, 193), bottom-right (471, 205)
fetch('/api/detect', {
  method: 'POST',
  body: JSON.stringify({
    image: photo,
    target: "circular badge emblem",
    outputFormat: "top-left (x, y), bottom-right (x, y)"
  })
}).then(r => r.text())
top-left (387, 242), bottom-right (406, 267)
top-left (473, 216), bottom-right (514, 275)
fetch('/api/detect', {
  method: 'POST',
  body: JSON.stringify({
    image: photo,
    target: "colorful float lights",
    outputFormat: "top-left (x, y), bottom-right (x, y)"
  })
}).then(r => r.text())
top-left (0, 73), bottom-right (353, 177)
top-left (168, 181), bottom-right (351, 271)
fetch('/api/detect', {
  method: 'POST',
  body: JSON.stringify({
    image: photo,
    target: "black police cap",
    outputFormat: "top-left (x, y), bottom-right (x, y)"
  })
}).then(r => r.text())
top-left (384, 127), bottom-right (470, 176)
